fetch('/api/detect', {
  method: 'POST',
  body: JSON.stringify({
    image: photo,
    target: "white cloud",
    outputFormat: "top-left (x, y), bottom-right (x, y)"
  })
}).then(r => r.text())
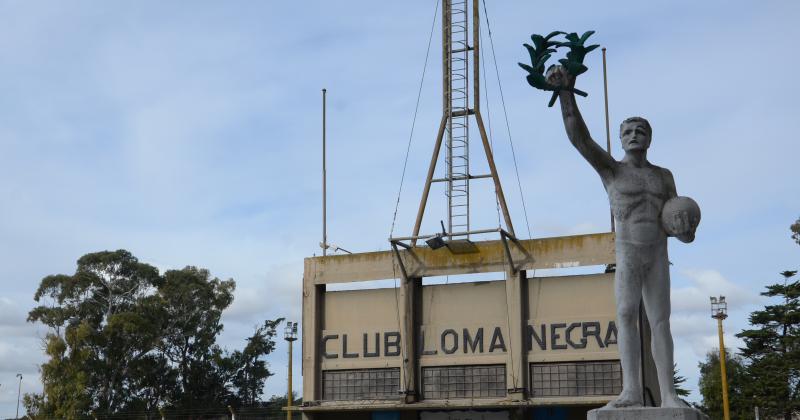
top-left (672, 269), bottom-right (763, 313)
top-left (224, 263), bottom-right (303, 325)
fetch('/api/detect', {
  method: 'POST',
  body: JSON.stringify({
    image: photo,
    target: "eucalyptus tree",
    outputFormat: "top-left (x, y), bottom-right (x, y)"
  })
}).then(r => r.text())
top-left (27, 250), bottom-right (284, 418)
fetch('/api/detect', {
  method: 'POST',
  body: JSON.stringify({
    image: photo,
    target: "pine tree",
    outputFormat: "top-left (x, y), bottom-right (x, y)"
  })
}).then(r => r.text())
top-left (673, 364), bottom-right (691, 398)
top-left (736, 269), bottom-right (800, 419)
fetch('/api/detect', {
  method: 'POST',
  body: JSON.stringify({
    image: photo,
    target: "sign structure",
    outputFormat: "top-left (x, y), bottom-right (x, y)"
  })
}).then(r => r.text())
top-left (320, 276), bottom-right (618, 367)
top-left (298, 234), bottom-right (660, 420)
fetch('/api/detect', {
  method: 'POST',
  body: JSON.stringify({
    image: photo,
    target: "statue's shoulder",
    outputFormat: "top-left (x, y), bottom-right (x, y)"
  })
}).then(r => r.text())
top-left (648, 163), bottom-right (678, 193)
top-left (649, 163), bottom-right (674, 178)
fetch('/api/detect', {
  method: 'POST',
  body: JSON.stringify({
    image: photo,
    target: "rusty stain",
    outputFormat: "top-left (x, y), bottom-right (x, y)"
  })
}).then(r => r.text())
top-left (304, 233), bottom-right (615, 284)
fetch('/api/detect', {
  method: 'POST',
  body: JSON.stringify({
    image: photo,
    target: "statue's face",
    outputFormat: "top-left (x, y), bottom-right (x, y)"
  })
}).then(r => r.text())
top-left (620, 121), bottom-right (651, 152)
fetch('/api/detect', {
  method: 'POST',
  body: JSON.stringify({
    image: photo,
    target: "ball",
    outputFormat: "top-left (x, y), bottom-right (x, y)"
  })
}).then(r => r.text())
top-left (661, 196), bottom-right (701, 236)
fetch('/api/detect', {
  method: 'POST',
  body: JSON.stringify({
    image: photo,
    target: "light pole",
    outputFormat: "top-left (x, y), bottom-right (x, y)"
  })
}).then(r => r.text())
top-left (284, 321), bottom-right (298, 420)
top-left (16, 373), bottom-right (22, 419)
top-left (710, 296), bottom-right (730, 420)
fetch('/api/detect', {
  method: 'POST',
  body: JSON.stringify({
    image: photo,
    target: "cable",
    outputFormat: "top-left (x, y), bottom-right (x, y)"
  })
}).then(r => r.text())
top-left (481, 0), bottom-right (533, 240)
top-left (388, 0), bottom-right (441, 241)
top-left (479, 12), bottom-right (503, 231)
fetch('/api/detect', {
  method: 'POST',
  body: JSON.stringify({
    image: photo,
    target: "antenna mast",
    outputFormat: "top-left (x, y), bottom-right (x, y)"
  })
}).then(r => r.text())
top-left (322, 88), bottom-right (327, 256)
top-left (410, 0), bottom-right (515, 246)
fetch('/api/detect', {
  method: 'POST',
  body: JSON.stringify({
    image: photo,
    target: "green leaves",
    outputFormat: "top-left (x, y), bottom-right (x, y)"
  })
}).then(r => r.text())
top-left (523, 31), bottom-right (563, 74)
top-left (558, 31), bottom-right (599, 77)
top-left (518, 30), bottom-right (600, 106)
top-left (732, 226), bottom-right (800, 419)
top-left (27, 250), bottom-right (283, 418)
top-left (697, 350), bottom-right (751, 419)
top-left (696, 218), bottom-right (800, 419)
top-left (518, 31), bottom-right (563, 92)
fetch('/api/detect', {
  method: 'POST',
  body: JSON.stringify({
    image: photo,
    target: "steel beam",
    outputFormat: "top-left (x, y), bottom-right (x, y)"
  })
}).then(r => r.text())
top-left (305, 232), bottom-right (615, 284)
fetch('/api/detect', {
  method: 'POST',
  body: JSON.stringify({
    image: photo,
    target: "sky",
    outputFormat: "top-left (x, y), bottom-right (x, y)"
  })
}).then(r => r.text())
top-left (0, 0), bottom-right (799, 416)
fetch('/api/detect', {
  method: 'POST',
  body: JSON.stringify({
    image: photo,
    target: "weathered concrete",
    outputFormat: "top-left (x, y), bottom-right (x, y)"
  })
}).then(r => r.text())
top-left (305, 232), bottom-right (615, 284)
top-left (548, 64), bottom-right (700, 409)
top-left (588, 407), bottom-right (709, 420)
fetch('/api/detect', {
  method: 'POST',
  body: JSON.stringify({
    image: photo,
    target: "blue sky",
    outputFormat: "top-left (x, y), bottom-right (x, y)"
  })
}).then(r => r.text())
top-left (1, 0), bottom-right (799, 416)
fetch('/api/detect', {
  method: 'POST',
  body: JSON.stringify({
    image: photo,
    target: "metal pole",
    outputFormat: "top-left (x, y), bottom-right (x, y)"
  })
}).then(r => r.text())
top-left (717, 317), bottom-right (731, 420)
top-left (322, 88), bottom-right (327, 257)
top-left (287, 340), bottom-right (293, 420)
top-left (16, 374), bottom-right (22, 419)
top-left (475, 111), bottom-right (515, 236)
top-left (411, 116), bottom-right (447, 247)
top-left (601, 47), bottom-right (614, 233)
top-left (472, 0), bottom-right (480, 112)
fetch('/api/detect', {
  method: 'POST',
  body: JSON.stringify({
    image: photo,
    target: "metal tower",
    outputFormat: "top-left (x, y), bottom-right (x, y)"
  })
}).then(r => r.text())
top-left (410, 0), bottom-right (515, 246)
top-left (445, 0), bottom-right (471, 236)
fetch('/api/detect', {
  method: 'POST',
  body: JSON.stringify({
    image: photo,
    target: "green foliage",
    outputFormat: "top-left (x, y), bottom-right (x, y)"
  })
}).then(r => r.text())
top-left (673, 364), bottom-right (691, 398)
top-left (736, 269), bottom-right (800, 419)
top-left (230, 319), bottom-right (285, 406)
top-left (792, 216), bottom-right (800, 245)
top-left (734, 224), bottom-right (800, 420)
top-left (695, 220), bottom-right (800, 420)
top-left (697, 350), bottom-right (752, 420)
top-left (557, 31), bottom-right (599, 77)
top-left (519, 31), bottom-right (563, 91)
top-left (27, 250), bottom-right (285, 419)
top-left (263, 392), bottom-right (302, 410)
top-left (518, 30), bottom-right (596, 106)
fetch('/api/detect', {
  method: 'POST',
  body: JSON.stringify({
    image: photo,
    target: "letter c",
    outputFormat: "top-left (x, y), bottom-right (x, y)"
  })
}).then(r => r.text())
top-left (322, 334), bottom-right (339, 359)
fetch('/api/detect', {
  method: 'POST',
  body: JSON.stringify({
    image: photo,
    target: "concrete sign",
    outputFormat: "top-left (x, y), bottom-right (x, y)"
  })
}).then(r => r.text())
top-left (321, 321), bottom-right (617, 360)
top-left (320, 273), bottom-right (618, 371)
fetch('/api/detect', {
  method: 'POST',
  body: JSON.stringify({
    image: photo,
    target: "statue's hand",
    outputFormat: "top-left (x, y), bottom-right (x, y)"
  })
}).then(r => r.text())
top-left (670, 210), bottom-right (699, 243)
top-left (545, 65), bottom-right (575, 89)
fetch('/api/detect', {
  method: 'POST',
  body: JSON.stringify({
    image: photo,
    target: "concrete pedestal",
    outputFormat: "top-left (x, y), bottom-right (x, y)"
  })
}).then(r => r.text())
top-left (587, 407), bottom-right (709, 420)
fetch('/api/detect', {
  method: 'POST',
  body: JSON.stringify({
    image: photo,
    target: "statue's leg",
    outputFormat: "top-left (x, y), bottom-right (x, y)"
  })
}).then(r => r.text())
top-left (641, 245), bottom-right (687, 408)
top-left (605, 247), bottom-right (644, 408)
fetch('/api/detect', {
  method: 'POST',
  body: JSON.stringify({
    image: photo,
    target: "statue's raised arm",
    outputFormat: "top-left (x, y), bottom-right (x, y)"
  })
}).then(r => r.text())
top-left (547, 65), bottom-right (616, 179)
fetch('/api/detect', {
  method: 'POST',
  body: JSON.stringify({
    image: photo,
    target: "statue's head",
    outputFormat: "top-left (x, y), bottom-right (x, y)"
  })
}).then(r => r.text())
top-left (619, 117), bottom-right (652, 152)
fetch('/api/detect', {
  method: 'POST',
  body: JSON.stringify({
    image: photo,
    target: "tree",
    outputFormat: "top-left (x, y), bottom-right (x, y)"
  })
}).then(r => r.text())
top-left (736, 269), bottom-right (800, 420)
top-left (229, 319), bottom-right (284, 406)
top-left (263, 392), bottom-right (302, 410)
top-left (28, 250), bottom-right (161, 415)
top-left (673, 364), bottom-right (691, 398)
top-left (697, 350), bottom-right (751, 420)
top-left (791, 216), bottom-right (799, 246)
top-left (157, 266), bottom-right (235, 409)
top-left (27, 250), bottom-right (284, 418)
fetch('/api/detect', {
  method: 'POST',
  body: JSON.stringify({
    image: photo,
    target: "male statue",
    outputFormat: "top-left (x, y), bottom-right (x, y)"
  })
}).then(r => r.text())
top-left (547, 64), bottom-right (698, 408)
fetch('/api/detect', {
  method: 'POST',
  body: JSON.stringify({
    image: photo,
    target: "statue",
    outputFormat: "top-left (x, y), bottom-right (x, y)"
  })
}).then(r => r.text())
top-left (520, 32), bottom-right (702, 413)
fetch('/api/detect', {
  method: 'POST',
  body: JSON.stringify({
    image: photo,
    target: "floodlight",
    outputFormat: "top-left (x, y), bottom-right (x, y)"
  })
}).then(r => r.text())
top-left (426, 220), bottom-right (450, 250)
top-left (710, 295), bottom-right (728, 320)
top-left (284, 321), bottom-right (298, 341)
top-left (426, 235), bottom-right (447, 250)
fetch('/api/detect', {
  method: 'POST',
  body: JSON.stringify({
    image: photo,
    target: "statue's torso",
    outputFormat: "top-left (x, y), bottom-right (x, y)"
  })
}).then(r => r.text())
top-left (604, 162), bottom-right (671, 245)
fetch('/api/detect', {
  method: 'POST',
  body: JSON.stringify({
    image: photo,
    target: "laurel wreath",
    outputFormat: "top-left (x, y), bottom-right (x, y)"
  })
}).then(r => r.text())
top-left (518, 31), bottom-right (599, 107)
